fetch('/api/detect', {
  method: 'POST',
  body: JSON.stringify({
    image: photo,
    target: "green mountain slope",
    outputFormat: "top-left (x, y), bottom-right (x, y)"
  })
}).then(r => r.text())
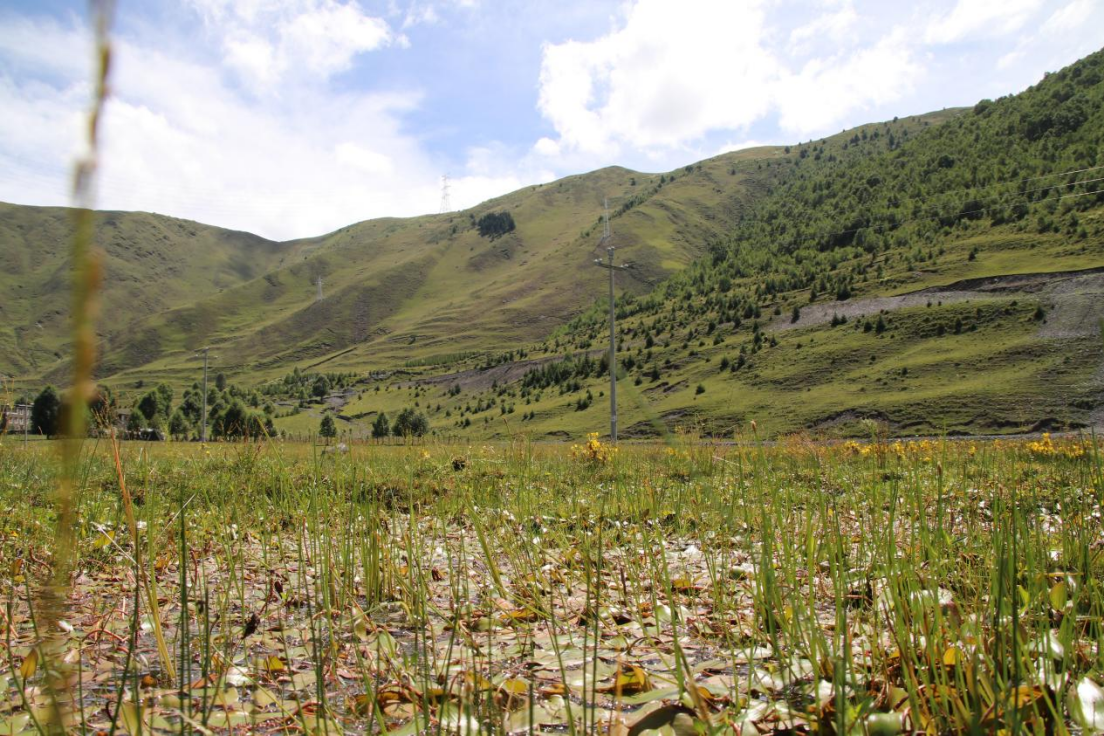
top-left (118, 151), bottom-right (793, 384)
top-left (5, 48), bottom-right (1103, 440)
top-left (0, 204), bottom-right (315, 378)
top-left (314, 49), bottom-right (1103, 440)
top-left (449, 48), bottom-right (1104, 438)
top-left (4, 112), bottom-right (955, 394)
top-left (3, 144), bottom-right (811, 387)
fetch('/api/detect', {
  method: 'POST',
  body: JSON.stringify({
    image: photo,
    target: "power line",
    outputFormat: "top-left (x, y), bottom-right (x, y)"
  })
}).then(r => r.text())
top-left (1023, 164), bottom-right (1104, 181)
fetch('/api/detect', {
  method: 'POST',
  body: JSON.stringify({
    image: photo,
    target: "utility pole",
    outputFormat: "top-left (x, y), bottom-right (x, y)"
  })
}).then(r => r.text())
top-left (196, 348), bottom-right (211, 442)
top-left (592, 198), bottom-right (629, 442)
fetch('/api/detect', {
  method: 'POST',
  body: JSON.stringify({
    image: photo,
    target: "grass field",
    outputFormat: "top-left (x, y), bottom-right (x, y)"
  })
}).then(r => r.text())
top-left (2, 433), bottom-right (1103, 734)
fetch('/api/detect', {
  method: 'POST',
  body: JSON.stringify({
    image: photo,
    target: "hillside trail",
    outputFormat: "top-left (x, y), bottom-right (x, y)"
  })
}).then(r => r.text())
top-left (772, 266), bottom-right (1104, 429)
top-left (772, 266), bottom-right (1104, 337)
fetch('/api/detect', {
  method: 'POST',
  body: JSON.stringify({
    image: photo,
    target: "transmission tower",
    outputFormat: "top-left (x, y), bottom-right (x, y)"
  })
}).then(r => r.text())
top-left (439, 174), bottom-right (452, 214)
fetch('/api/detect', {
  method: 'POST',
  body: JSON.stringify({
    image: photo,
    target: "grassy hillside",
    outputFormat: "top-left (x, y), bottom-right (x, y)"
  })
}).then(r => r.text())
top-left (0, 204), bottom-right (315, 378)
top-left (0, 144), bottom-right (808, 391)
top-left (5, 49), bottom-right (1104, 440)
top-left (458, 48), bottom-right (1104, 439)
top-left (287, 49), bottom-right (1104, 441)
top-left (105, 152), bottom-right (793, 387)
top-left (4, 113), bottom-right (955, 395)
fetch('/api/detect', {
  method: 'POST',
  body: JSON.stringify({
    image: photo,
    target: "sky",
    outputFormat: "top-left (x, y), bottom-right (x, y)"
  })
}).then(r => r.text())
top-left (0, 0), bottom-right (1101, 241)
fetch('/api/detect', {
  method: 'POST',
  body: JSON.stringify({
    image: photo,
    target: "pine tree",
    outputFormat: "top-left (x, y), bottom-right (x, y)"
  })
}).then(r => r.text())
top-left (372, 412), bottom-right (390, 439)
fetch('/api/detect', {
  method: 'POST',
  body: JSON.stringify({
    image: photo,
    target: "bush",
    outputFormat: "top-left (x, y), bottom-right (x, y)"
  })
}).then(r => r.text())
top-left (476, 211), bottom-right (516, 239)
top-left (392, 408), bottom-right (429, 437)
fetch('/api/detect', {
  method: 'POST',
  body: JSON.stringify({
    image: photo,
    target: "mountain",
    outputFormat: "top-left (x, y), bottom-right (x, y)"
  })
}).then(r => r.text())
top-left (462, 48), bottom-right (1104, 438)
top-left (0, 204), bottom-right (316, 377)
top-left (3, 48), bottom-right (1103, 439)
top-left (1, 141), bottom-right (808, 385)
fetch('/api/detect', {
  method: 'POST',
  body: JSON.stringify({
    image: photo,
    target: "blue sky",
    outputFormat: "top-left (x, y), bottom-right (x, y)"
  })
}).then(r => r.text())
top-left (0, 0), bottom-right (1101, 239)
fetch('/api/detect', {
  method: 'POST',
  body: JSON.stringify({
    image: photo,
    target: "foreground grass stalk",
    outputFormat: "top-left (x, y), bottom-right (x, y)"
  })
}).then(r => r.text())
top-left (112, 433), bottom-right (177, 683)
top-left (34, 3), bottom-right (114, 731)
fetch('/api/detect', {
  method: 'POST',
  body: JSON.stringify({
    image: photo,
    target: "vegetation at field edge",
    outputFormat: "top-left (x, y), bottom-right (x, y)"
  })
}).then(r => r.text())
top-left (1, 433), bottom-right (1103, 733)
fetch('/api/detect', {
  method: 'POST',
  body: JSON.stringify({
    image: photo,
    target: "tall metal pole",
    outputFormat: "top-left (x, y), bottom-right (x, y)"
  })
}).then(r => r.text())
top-left (607, 244), bottom-right (617, 443)
top-left (593, 198), bottom-right (629, 443)
top-left (200, 348), bottom-right (209, 443)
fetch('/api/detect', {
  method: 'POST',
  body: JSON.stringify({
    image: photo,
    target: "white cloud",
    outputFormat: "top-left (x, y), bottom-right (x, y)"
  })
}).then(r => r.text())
top-left (185, 0), bottom-right (393, 88)
top-left (446, 142), bottom-right (556, 211)
top-left (537, 0), bottom-right (779, 154)
top-left (335, 142), bottom-right (394, 174)
top-left (0, 13), bottom-right (444, 240)
top-left (997, 46), bottom-right (1026, 70)
top-left (788, 0), bottom-right (859, 55)
top-left (223, 32), bottom-right (279, 87)
top-left (776, 28), bottom-right (921, 135)
top-left (535, 0), bottom-right (924, 155)
top-left (402, 4), bottom-right (441, 28)
top-left (533, 137), bottom-right (561, 157)
top-left (924, 0), bottom-right (1044, 44)
top-left (715, 140), bottom-right (778, 155)
top-left (0, 14), bottom-right (89, 80)
top-left (1041, 0), bottom-right (1096, 34)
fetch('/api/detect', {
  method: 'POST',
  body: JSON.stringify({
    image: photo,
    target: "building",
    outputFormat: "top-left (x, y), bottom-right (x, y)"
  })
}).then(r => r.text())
top-left (0, 404), bottom-right (31, 434)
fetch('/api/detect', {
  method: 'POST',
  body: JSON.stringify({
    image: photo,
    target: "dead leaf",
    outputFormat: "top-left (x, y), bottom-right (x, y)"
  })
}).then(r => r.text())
top-left (19, 649), bottom-right (37, 680)
top-left (599, 664), bottom-right (652, 696)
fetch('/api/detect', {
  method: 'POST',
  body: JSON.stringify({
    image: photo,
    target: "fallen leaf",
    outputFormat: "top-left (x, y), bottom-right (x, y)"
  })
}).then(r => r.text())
top-left (599, 664), bottom-right (652, 696)
top-left (19, 649), bottom-right (37, 680)
top-left (262, 656), bottom-right (286, 674)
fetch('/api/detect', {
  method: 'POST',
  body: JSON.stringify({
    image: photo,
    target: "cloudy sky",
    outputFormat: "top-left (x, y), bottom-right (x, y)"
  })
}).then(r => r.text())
top-left (0, 0), bottom-right (1100, 240)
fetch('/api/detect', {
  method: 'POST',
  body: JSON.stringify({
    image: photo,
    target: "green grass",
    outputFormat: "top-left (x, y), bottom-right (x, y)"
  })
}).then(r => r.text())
top-left (288, 290), bottom-right (1095, 442)
top-left (2, 435), bottom-right (1103, 734)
